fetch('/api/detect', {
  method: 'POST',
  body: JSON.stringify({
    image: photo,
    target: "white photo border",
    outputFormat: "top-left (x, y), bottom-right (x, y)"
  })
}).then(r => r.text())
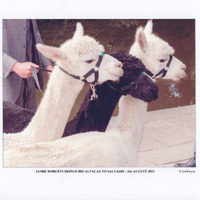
top-left (0, 0), bottom-right (200, 199)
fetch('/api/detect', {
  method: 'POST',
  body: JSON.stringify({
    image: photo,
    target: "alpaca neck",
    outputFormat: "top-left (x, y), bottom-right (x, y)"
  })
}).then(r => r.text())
top-left (25, 65), bottom-right (84, 143)
top-left (92, 84), bottom-right (121, 132)
top-left (63, 83), bottom-right (121, 136)
top-left (116, 95), bottom-right (148, 147)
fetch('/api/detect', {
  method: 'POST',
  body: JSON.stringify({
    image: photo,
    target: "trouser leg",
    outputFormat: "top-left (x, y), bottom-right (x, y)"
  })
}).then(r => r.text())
top-left (174, 143), bottom-right (196, 167)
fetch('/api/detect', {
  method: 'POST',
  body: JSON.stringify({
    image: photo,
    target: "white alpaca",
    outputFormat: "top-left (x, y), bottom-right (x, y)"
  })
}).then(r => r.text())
top-left (110, 20), bottom-right (186, 163)
top-left (3, 22), bottom-right (123, 151)
top-left (4, 20), bottom-right (186, 167)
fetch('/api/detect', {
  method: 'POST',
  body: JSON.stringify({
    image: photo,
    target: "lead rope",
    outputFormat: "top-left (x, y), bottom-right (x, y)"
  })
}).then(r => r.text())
top-left (31, 66), bottom-right (99, 101)
top-left (31, 66), bottom-right (44, 94)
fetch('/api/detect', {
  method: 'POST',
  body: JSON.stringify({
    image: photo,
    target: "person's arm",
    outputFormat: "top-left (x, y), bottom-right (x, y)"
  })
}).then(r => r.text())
top-left (3, 52), bottom-right (39, 79)
top-left (3, 52), bottom-right (17, 78)
top-left (12, 62), bottom-right (39, 78)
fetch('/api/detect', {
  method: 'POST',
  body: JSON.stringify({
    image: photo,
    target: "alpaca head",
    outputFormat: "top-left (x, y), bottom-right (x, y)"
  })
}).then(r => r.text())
top-left (37, 22), bottom-right (123, 84)
top-left (130, 20), bottom-right (186, 81)
top-left (107, 51), bottom-right (158, 102)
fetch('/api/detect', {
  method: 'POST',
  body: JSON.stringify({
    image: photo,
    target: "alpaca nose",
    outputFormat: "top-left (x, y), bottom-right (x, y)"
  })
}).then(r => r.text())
top-left (116, 61), bottom-right (122, 68)
top-left (181, 64), bottom-right (186, 70)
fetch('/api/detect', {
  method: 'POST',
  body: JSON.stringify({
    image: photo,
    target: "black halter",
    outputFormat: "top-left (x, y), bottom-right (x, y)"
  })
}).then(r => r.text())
top-left (58, 53), bottom-right (104, 101)
top-left (107, 71), bottom-right (146, 94)
top-left (32, 53), bottom-right (104, 100)
top-left (144, 54), bottom-right (173, 79)
top-left (58, 53), bottom-right (104, 84)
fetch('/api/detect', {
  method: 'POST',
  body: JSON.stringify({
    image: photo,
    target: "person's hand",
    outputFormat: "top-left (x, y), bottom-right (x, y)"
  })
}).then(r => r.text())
top-left (12, 62), bottom-right (39, 78)
top-left (46, 65), bottom-right (53, 78)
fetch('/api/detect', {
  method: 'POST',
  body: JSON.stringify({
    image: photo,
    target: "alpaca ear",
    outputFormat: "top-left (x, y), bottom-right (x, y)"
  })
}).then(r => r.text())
top-left (136, 27), bottom-right (148, 52)
top-left (36, 44), bottom-right (67, 61)
top-left (73, 22), bottom-right (84, 39)
top-left (144, 20), bottom-right (153, 34)
top-left (99, 44), bottom-right (105, 53)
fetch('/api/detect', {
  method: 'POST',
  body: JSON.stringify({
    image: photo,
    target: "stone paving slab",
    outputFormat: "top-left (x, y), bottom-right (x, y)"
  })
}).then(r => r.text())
top-left (145, 105), bottom-right (196, 122)
top-left (139, 105), bottom-right (196, 167)
top-left (139, 132), bottom-right (169, 152)
top-left (142, 120), bottom-right (195, 147)
top-left (139, 142), bottom-right (194, 167)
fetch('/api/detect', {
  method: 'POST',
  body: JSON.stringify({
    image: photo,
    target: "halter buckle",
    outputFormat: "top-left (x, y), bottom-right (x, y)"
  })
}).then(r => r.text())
top-left (89, 84), bottom-right (98, 101)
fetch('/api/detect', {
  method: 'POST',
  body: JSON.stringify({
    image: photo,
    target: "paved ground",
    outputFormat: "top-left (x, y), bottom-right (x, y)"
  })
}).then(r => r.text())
top-left (139, 104), bottom-right (196, 167)
top-left (108, 104), bottom-right (196, 167)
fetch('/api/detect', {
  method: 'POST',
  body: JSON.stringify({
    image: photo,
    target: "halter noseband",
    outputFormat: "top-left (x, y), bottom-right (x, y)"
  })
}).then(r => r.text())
top-left (144, 54), bottom-right (173, 79)
top-left (58, 53), bottom-right (104, 84)
top-left (59, 53), bottom-right (104, 101)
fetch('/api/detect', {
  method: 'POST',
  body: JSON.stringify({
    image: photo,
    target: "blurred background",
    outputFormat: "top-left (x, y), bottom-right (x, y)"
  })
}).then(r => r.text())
top-left (36, 19), bottom-right (195, 120)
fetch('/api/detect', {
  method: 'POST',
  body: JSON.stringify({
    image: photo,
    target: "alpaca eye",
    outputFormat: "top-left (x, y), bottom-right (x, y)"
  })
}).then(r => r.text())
top-left (159, 59), bottom-right (167, 63)
top-left (86, 59), bottom-right (94, 64)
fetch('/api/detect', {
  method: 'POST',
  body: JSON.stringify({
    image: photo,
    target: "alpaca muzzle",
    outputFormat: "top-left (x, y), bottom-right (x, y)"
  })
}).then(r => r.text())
top-left (107, 71), bottom-right (158, 103)
top-left (126, 72), bottom-right (158, 102)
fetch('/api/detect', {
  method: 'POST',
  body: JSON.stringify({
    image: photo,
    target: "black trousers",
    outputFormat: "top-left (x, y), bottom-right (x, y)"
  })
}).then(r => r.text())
top-left (15, 77), bottom-right (37, 112)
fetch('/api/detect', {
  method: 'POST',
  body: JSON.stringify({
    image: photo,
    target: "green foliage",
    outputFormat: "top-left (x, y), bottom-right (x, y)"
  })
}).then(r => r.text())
top-left (37, 19), bottom-right (142, 53)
